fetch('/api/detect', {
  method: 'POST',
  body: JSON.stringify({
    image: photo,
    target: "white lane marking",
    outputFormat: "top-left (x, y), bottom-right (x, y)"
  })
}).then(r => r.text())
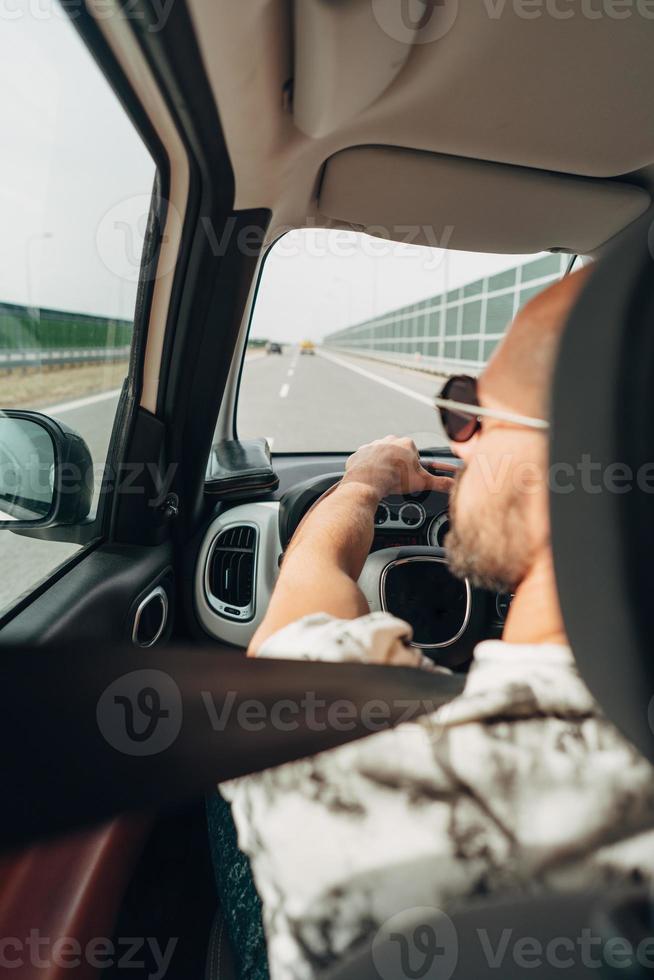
top-left (287, 369), bottom-right (294, 377)
top-left (279, 383), bottom-right (290, 398)
top-left (317, 350), bottom-right (433, 407)
top-left (266, 436), bottom-right (275, 450)
top-left (42, 387), bottom-right (122, 416)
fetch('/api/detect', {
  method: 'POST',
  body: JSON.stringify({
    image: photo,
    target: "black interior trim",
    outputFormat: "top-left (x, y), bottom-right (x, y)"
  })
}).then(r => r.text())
top-left (0, 542), bottom-right (173, 646)
top-left (113, 407), bottom-right (171, 545)
top-left (550, 213), bottom-right (654, 763)
top-left (205, 438), bottom-right (278, 498)
top-left (170, 209), bottom-right (272, 637)
top-left (166, 210), bottom-right (271, 533)
top-left (0, 644), bottom-right (464, 848)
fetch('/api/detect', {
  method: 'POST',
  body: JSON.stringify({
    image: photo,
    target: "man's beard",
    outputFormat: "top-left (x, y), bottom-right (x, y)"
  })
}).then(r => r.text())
top-left (445, 467), bottom-right (532, 594)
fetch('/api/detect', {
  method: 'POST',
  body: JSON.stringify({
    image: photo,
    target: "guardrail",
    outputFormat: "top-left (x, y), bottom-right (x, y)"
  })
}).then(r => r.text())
top-left (321, 345), bottom-right (482, 377)
top-left (0, 347), bottom-right (130, 371)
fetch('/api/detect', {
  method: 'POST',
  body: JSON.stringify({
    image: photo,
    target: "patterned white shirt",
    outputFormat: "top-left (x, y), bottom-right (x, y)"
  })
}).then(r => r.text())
top-left (220, 612), bottom-right (654, 980)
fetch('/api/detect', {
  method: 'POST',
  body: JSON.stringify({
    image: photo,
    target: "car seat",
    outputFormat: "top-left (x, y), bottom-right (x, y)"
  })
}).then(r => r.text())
top-left (323, 213), bottom-right (654, 978)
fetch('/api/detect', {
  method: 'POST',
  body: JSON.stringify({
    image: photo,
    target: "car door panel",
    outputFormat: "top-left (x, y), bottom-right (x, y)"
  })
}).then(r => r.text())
top-left (0, 543), bottom-right (174, 648)
top-left (0, 817), bottom-right (151, 980)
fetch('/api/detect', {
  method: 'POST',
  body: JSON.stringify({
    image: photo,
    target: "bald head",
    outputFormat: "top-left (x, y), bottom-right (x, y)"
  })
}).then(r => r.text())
top-left (482, 265), bottom-right (592, 419)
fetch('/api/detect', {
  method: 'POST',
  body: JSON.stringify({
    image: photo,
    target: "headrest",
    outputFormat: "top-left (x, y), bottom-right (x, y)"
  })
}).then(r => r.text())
top-left (550, 214), bottom-right (654, 762)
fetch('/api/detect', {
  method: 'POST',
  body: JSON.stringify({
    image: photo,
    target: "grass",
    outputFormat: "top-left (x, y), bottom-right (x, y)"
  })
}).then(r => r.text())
top-left (1, 360), bottom-right (129, 410)
top-left (1, 347), bottom-right (270, 411)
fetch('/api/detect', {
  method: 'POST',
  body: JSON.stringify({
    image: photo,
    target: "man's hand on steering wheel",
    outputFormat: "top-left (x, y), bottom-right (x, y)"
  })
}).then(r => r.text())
top-left (250, 437), bottom-right (455, 653)
top-left (341, 435), bottom-right (456, 501)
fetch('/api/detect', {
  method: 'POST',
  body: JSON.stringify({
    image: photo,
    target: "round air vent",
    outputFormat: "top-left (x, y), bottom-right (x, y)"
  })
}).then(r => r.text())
top-left (132, 585), bottom-right (168, 647)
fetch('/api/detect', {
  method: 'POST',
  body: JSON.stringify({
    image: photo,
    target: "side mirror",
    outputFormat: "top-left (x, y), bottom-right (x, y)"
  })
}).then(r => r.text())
top-left (0, 410), bottom-right (93, 529)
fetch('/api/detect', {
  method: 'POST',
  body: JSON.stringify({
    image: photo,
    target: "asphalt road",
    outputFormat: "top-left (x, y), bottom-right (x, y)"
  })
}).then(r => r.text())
top-left (1, 349), bottom-right (448, 614)
top-left (238, 347), bottom-right (447, 452)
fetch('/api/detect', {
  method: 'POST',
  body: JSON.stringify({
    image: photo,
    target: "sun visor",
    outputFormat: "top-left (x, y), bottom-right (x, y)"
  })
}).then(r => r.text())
top-left (318, 146), bottom-right (651, 254)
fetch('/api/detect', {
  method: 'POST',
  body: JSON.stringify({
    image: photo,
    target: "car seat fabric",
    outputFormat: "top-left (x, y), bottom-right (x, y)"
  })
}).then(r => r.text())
top-left (206, 792), bottom-right (270, 980)
top-left (550, 212), bottom-right (654, 763)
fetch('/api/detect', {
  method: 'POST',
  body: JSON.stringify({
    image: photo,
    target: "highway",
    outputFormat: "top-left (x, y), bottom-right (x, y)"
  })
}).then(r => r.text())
top-left (1, 349), bottom-right (448, 614)
top-left (238, 347), bottom-right (447, 451)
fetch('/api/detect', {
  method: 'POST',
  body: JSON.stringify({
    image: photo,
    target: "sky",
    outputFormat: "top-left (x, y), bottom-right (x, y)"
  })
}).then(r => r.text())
top-left (0, 1), bottom-right (155, 320)
top-left (250, 230), bottom-right (542, 344)
top-left (0, 2), bottom-right (541, 336)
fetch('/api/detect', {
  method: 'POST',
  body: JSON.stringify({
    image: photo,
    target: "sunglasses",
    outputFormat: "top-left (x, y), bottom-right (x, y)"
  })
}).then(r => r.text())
top-left (434, 374), bottom-right (550, 443)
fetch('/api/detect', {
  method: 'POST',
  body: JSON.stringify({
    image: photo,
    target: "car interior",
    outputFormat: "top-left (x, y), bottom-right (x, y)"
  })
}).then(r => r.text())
top-left (1, 1), bottom-right (654, 978)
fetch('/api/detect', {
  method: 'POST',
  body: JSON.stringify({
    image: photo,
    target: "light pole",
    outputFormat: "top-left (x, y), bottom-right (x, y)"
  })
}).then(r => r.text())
top-left (25, 232), bottom-right (54, 318)
top-left (333, 276), bottom-right (353, 328)
top-left (372, 256), bottom-right (379, 316)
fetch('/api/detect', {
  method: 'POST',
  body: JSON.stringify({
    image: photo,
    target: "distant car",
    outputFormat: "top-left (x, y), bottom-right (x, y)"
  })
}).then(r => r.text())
top-left (266, 341), bottom-right (283, 354)
top-left (299, 340), bottom-right (315, 355)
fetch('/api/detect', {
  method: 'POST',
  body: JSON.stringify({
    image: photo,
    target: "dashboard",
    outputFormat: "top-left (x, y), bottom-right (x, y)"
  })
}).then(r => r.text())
top-left (193, 454), bottom-right (509, 659)
top-left (370, 495), bottom-right (450, 553)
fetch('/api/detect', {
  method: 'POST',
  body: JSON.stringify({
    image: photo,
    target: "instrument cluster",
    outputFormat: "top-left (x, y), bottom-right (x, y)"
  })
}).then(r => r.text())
top-left (371, 497), bottom-right (450, 553)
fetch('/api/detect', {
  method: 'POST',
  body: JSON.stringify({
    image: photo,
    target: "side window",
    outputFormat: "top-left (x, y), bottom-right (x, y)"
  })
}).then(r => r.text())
top-left (0, 5), bottom-right (156, 616)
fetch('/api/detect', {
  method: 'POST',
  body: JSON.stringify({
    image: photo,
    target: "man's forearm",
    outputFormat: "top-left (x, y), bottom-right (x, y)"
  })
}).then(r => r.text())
top-left (247, 481), bottom-right (380, 654)
top-left (247, 436), bottom-right (453, 655)
top-left (290, 480), bottom-right (379, 575)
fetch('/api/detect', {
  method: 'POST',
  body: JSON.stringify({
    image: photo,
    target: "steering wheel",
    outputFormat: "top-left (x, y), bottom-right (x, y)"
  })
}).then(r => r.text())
top-left (358, 544), bottom-right (489, 667)
top-left (279, 469), bottom-right (491, 667)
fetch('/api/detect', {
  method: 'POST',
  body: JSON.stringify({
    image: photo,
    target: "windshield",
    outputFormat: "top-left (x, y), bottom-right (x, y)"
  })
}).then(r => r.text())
top-left (236, 230), bottom-right (568, 453)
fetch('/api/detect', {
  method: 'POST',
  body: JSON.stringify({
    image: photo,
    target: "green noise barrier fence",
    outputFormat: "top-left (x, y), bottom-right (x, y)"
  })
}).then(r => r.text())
top-left (0, 301), bottom-right (131, 371)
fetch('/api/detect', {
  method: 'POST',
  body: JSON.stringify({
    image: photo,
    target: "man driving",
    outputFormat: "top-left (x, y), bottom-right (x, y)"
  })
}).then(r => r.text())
top-left (220, 268), bottom-right (654, 979)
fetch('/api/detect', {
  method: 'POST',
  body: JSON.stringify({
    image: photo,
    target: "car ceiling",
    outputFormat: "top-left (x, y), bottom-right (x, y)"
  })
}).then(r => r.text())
top-left (184, 0), bottom-right (654, 255)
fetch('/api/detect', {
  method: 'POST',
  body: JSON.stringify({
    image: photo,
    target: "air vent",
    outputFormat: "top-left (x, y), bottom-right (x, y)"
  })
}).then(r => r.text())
top-left (205, 523), bottom-right (257, 621)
